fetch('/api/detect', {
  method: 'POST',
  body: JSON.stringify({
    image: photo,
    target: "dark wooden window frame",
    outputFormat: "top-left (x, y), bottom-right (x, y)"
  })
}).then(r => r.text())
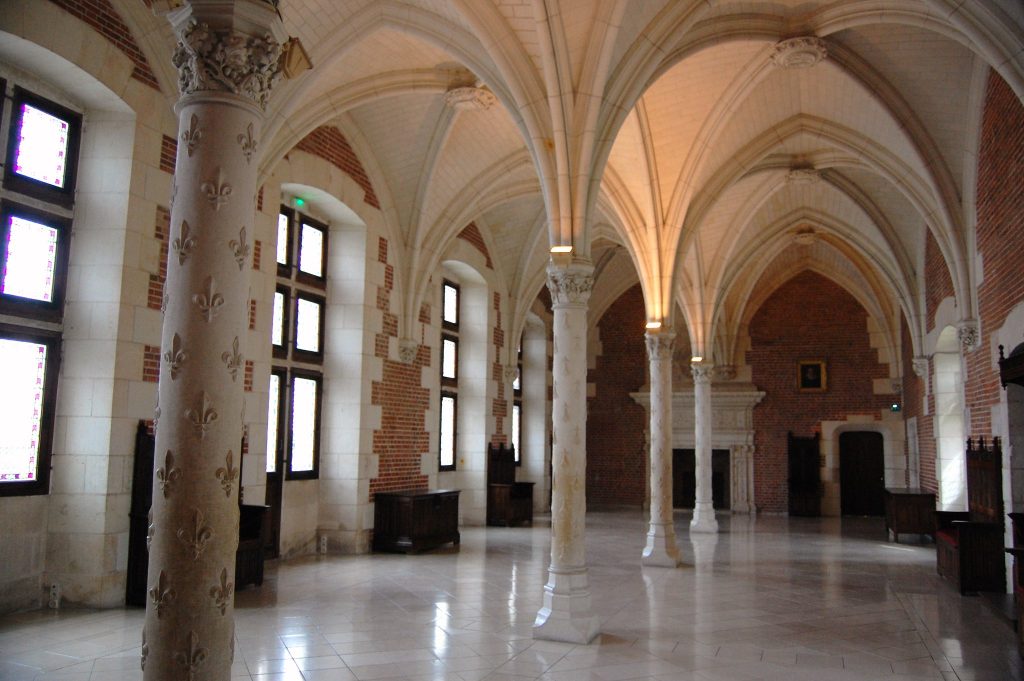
top-left (276, 205), bottom-right (294, 277)
top-left (292, 290), bottom-right (326, 364)
top-left (0, 200), bottom-right (71, 323)
top-left (272, 285), bottom-right (290, 360)
top-left (442, 279), bottom-right (460, 330)
top-left (3, 86), bottom-right (82, 209)
top-left (441, 333), bottom-right (459, 387)
top-left (267, 366), bottom-right (287, 474)
top-left (439, 390), bottom-right (458, 472)
top-left (0, 323), bottom-right (61, 496)
top-left (295, 214), bottom-right (328, 289)
top-left (285, 368), bottom-right (322, 480)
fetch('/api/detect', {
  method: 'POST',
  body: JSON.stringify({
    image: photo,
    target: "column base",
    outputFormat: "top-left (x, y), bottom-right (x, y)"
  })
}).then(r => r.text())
top-left (641, 521), bottom-right (681, 567)
top-left (690, 502), bottom-right (719, 533)
top-left (533, 566), bottom-right (600, 644)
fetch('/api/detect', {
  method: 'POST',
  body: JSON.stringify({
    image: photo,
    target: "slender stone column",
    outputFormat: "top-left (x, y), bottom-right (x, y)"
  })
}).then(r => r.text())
top-left (143, 3), bottom-right (285, 678)
top-left (642, 330), bottom-right (681, 567)
top-left (533, 260), bottom-right (600, 644)
top-left (690, 364), bottom-right (718, 533)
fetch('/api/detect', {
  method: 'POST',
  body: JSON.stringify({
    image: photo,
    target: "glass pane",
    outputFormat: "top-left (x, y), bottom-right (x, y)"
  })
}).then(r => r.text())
top-left (512, 366), bottom-right (521, 392)
top-left (298, 223), bottom-right (324, 277)
top-left (265, 373), bottom-right (280, 473)
top-left (14, 103), bottom-right (70, 188)
top-left (3, 216), bottom-right (58, 302)
top-left (290, 376), bottom-right (317, 472)
top-left (295, 298), bottom-right (321, 352)
top-left (0, 338), bottom-right (47, 482)
top-left (442, 338), bottom-right (457, 379)
top-left (443, 283), bottom-right (458, 325)
top-left (277, 213), bottom-right (289, 265)
top-left (512, 403), bottom-right (521, 463)
top-left (272, 291), bottom-right (285, 346)
top-left (440, 395), bottom-right (455, 468)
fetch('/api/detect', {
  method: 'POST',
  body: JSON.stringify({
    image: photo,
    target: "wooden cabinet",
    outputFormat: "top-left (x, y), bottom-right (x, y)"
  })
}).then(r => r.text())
top-left (883, 488), bottom-right (935, 542)
top-left (372, 489), bottom-right (460, 553)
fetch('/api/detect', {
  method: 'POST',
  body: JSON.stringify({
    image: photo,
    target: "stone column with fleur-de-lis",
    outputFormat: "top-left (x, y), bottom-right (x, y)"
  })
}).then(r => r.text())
top-left (143, 2), bottom-right (286, 678)
top-left (533, 260), bottom-right (600, 644)
top-left (690, 363), bottom-right (718, 533)
top-left (642, 329), bottom-right (681, 566)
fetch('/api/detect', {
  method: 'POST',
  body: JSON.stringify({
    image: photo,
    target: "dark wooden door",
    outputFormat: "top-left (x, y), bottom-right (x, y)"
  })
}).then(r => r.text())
top-left (788, 432), bottom-right (820, 516)
top-left (840, 431), bottom-right (885, 516)
top-left (672, 449), bottom-right (730, 509)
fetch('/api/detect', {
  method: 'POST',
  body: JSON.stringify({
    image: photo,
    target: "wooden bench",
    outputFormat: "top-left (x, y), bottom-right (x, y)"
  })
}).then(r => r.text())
top-left (935, 437), bottom-right (1005, 594)
top-left (487, 443), bottom-right (534, 526)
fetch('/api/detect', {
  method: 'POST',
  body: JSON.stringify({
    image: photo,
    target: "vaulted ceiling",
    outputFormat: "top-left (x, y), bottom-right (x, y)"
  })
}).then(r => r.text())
top-left (127, 0), bottom-right (1024, 361)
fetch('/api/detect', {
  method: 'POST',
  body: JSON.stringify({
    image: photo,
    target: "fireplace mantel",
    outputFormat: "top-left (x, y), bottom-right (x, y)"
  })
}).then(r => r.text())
top-left (632, 386), bottom-right (764, 512)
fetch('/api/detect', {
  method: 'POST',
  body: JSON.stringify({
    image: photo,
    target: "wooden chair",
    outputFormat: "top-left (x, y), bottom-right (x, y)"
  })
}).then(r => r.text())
top-left (126, 421), bottom-right (267, 606)
top-left (487, 443), bottom-right (534, 526)
top-left (934, 437), bottom-right (1005, 594)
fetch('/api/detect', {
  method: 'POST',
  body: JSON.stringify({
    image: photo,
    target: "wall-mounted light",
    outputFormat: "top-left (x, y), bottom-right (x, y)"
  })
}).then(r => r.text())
top-left (292, 196), bottom-right (306, 209)
top-left (691, 356), bottom-right (703, 363)
top-left (550, 245), bottom-right (572, 254)
top-left (891, 402), bottom-right (901, 412)
top-left (645, 321), bottom-right (662, 330)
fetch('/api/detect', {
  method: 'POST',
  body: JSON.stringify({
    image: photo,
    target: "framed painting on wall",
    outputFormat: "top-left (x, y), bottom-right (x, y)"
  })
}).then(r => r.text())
top-left (798, 359), bottom-right (827, 392)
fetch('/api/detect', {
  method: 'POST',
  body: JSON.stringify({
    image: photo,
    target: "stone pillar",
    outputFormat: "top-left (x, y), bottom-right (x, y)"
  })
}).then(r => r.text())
top-left (690, 364), bottom-right (718, 533)
top-left (143, 3), bottom-right (285, 678)
top-left (642, 330), bottom-right (681, 567)
top-left (533, 260), bottom-right (600, 644)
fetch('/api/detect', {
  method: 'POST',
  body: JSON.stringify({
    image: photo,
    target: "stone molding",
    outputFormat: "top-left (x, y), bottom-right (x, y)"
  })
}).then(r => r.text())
top-left (444, 85), bottom-right (496, 111)
top-left (771, 36), bottom-right (828, 69)
top-left (398, 338), bottom-right (418, 364)
top-left (958, 320), bottom-right (980, 352)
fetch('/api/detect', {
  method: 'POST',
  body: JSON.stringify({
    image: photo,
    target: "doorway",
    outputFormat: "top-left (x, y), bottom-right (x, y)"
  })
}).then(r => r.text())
top-left (788, 432), bottom-right (820, 516)
top-left (839, 431), bottom-right (885, 516)
top-left (673, 449), bottom-right (730, 509)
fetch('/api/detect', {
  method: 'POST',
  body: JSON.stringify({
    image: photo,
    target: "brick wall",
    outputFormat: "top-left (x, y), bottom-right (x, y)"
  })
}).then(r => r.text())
top-left (47, 0), bottom-right (160, 90)
top-left (901, 316), bottom-right (936, 492)
top-left (147, 206), bottom-right (169, 311)
top-left (160, 135), bottom-right (176, 174)
top-left (491, 291), bottom-right (507, 445)
top-left (925, 229), bottom-right (954, 327)
top-left (459, 223), bottom-right (493, 269)
top-left (295, 126), bottom-right (380, 209)
top-left (965, 70), bottom-right (1024, 437)
top-left (747, 271), bottom-right (892, 512)
top-left (370, 237), bottom-right (429, 497)
top-left (586, 284), bottom-right (648, 506)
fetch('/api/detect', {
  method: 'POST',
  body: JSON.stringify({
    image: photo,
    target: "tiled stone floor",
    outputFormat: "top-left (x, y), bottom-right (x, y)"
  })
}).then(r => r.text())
top-left (1, 511), bottom-right (1021, 680)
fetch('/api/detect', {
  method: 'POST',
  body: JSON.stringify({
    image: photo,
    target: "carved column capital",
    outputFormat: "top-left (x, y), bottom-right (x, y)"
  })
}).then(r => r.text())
top-left (912, 356), bottom-right (929, 378)
top-left (713, 364), bottom-right (736, 381)
top-left (170, 11), bottom-right (285, 110)
top-left (958, 320), bottom-right (980, 352)
top-left (691, 363), bottom-right (714, 384)
top-left (771, 36), bottom-right (828, 69)
top-left (644, 331), bottom-right (675, 361)
top-left (546, 261), bottom-right (594, 308)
